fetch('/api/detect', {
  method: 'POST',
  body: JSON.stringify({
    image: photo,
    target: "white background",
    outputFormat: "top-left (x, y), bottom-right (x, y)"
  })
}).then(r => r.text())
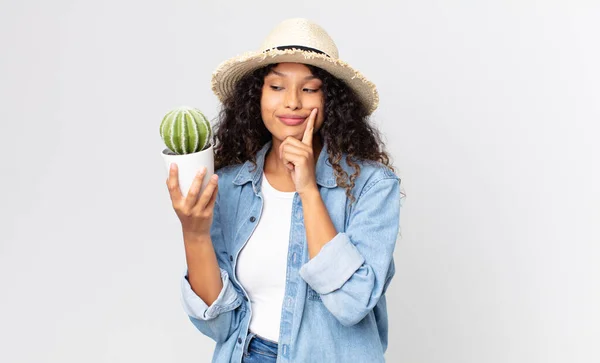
top-left (1, 1), bottom-right (598, 362)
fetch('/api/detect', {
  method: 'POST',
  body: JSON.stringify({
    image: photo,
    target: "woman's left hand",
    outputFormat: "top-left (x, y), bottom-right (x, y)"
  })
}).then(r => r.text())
top-left (279, 108), bottom-right (318, 196)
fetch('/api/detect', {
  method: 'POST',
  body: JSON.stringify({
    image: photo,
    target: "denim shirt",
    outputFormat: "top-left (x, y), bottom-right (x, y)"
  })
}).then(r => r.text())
top-left (180, 140), bottom-right (401, 363)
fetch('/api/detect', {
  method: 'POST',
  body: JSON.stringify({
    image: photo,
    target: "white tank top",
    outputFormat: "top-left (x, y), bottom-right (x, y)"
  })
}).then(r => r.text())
top-left (235, 172), bottom-right (295, 342)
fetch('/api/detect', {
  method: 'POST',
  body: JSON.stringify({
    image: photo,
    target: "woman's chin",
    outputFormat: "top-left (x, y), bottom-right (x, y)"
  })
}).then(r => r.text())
top-left (275, 130), bottom-right (303, 142)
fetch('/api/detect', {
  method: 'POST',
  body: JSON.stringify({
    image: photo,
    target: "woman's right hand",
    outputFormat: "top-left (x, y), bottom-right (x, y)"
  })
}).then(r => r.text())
top-left (166, 164), bottom-right (219, 239)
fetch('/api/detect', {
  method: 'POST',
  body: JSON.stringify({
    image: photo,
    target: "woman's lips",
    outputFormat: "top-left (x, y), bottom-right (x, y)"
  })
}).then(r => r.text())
top-left (277, 116), bottom-right (306, 126)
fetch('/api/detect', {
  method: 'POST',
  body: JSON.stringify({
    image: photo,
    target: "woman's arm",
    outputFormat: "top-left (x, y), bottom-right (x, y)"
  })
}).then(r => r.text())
top-left (300, 189), bottom-right (338, 259)
top-left (184, 234), bottom-right (223, 306)
top-left (299, 176), bottom-right (401, 327)
top-left (180, 191), bottom-right (244, 343)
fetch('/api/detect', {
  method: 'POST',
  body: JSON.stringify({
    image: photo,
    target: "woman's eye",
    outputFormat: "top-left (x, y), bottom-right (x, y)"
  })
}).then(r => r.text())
top-left (270, 85), bottom-right (283, 91)
top-left (303, 88), bottom-right (318, 93)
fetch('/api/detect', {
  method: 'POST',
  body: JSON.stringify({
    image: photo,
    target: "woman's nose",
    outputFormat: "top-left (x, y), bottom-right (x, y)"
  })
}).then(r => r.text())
top-left (284, 89), bottom-right (301, 110)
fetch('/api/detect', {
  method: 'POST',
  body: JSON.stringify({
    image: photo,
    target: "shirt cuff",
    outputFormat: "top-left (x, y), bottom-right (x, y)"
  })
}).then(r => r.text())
top-left (299, 232), bottom-right (365, 294)
top-left (181, 267), bottom-right (241, 320)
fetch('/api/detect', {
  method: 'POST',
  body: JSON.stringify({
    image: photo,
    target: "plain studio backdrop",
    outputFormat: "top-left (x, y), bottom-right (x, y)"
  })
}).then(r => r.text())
top-left (1, 1), bottom-right (598, 362)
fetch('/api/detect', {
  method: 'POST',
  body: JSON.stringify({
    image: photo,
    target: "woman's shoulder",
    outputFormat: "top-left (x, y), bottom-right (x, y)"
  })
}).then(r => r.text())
top-left (215, 163), bottom-right (245, 181)
top-left (340, 154), bottom-right (400, 185)
top-left (329, 154), bottom-right (400, 203)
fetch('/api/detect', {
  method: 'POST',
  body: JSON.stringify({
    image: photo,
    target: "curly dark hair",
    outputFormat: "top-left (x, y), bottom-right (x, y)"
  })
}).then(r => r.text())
top-left (213, 63), bottom-right (394, 202)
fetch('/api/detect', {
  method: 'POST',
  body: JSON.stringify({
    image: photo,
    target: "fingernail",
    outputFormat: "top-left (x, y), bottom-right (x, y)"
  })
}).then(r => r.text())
top-left (170, 163), bottom-right (175, 170)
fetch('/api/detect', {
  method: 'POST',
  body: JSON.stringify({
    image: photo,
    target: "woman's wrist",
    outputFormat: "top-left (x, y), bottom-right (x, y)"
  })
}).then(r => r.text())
top-left (182, 230), bottom-right (212, 245)
top-left (298, 185), bottom-right (320, 202)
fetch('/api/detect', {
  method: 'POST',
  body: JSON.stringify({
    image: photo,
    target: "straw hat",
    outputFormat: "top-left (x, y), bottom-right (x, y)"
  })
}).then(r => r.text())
top-left (211, 18), bottom-right (379, 114)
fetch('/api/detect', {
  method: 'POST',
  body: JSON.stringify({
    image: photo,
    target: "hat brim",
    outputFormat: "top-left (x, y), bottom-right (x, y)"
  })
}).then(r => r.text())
top-left (211, 48), bottom-right (379, 115)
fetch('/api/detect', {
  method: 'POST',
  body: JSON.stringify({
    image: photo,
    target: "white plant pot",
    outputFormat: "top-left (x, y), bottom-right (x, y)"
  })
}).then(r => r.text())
top-left (161, 144), bottom-right (215, 198)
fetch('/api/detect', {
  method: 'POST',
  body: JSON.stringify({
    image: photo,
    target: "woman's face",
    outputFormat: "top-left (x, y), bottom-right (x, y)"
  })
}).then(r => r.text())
top-left (261, 63), bottom-right (325, 143)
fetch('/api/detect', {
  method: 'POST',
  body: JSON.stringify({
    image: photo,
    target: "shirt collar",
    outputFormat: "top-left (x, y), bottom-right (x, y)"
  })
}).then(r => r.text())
top-left (232, 140), bottom-right (337, 192)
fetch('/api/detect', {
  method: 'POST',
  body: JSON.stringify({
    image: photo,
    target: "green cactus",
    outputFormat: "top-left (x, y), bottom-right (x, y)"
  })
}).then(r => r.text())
top-left (160, 106), bottom-right (212, 155)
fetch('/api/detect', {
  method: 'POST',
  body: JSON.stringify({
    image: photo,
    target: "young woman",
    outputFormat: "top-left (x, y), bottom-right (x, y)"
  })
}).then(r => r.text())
top-left (167, 18), bottom-right (401, 363)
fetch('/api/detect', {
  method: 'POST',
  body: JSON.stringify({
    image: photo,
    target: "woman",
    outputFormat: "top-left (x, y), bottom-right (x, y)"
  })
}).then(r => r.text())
top-left (167, 18), bottom-right (401, 363)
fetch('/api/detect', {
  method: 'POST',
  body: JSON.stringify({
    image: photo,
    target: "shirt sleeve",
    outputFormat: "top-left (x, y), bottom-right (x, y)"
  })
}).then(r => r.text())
top-left (181, 267), bottom-right (242, 320)
top-left (298, 233), bottom-right (365, 294)
top-left (299, 175), bottom-right (401, 327)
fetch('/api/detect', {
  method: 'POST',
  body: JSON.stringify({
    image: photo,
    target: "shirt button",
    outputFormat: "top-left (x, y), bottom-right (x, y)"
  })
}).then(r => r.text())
top-left (229, 255), bottom-right (233, 262)
top-left (238, 337), bottom-right (242, 344)
top-left (249, 216), bottom-right (256, 222)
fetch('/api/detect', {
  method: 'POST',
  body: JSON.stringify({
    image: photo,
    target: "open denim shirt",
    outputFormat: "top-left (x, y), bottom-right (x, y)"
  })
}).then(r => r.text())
top-left (181, 140), bottom-right (401, 363)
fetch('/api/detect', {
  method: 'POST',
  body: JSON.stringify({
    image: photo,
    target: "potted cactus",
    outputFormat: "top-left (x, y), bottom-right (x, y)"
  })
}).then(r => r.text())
top-left (160, 106), bottom-right (214, 197)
